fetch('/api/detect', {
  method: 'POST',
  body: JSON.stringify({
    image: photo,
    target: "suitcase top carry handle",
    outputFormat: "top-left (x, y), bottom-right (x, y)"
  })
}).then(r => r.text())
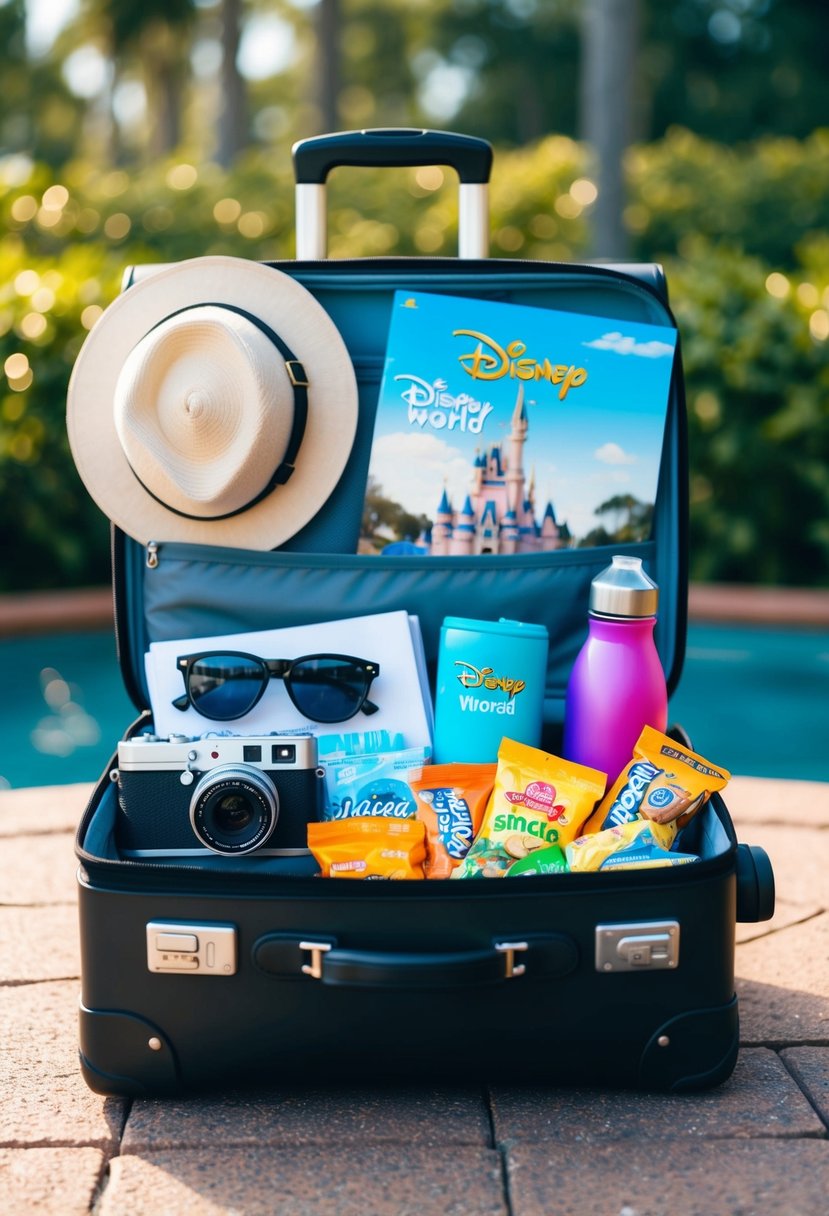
top-left (292, 127), bottom-right (492, 260)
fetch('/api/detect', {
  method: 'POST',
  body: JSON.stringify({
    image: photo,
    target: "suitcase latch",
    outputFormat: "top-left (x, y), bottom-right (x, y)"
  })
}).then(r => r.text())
top-left (146, 921), bottom-right (237, 975)
top-left (300, 940), bottom-right (332, 980)
top-left (595, 921), bottom-right (680, 973)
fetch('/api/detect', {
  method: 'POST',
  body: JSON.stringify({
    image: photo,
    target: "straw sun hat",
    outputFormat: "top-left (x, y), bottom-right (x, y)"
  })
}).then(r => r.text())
top-left (67, 255), bottom-right (358, 550)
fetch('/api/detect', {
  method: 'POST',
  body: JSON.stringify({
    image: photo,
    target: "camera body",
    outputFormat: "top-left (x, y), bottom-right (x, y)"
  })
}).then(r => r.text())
top-left (115, 732), bottom-right (323, 857)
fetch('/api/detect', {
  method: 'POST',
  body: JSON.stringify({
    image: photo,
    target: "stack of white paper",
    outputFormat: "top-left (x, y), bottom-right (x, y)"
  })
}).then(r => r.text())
top-left (145, 611), bottom-right (434, 749)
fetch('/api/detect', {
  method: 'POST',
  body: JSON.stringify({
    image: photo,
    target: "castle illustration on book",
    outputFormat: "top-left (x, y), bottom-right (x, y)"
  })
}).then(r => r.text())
top-left (428, 383), bottom-right (566, 555)
top-left (360, 290), bottom-right (678, 556)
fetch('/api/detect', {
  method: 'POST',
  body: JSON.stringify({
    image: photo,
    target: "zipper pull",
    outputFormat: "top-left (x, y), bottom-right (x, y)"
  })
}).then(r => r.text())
top-left (146, 540), bottom-right (159, 569)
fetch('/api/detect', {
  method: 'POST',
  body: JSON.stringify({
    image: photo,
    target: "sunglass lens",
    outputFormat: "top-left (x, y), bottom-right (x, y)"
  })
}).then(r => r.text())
top-left (188, 655), bottom-right (265, 720)
top-left (289, 657), bottom-right (368, 723)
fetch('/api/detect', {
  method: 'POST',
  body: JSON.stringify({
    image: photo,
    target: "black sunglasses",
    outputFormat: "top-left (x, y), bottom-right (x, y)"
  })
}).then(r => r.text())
top-left (172, 651), bottom-right (380, 724)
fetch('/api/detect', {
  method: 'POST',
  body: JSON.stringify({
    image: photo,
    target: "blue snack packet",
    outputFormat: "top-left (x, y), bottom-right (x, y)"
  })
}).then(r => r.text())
top-left (321, 747), bottom-right (430, 820)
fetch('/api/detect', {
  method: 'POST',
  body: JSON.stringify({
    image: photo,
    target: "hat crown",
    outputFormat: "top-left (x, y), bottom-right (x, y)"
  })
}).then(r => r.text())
top-left (114, 305), bottom-right (293, 517)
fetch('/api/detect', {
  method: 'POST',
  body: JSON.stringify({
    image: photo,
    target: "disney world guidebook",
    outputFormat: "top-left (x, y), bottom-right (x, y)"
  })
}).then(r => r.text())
top-left (360, 290), bottom-right (678, 557)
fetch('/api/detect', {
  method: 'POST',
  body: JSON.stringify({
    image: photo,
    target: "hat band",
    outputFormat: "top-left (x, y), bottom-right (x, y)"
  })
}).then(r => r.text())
top-left (125, 302), bottom-right (308, 523)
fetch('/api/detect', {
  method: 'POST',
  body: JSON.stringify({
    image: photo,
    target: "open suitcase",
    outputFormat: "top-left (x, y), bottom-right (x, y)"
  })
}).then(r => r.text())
top-left (73, 129), bottom-right (775, 1096)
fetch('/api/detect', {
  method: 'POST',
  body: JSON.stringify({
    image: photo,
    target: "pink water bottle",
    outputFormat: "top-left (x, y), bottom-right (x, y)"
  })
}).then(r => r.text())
top-left (563, 555), bottom-right (667, 788)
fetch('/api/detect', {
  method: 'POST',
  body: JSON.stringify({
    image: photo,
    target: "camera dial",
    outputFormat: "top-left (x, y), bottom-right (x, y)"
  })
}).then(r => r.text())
top-left (189, 763), bottom-right (278, 855)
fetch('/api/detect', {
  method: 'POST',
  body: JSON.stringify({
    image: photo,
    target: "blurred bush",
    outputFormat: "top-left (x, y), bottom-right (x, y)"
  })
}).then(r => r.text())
top-left (1, 130), bottom-right (827, 592)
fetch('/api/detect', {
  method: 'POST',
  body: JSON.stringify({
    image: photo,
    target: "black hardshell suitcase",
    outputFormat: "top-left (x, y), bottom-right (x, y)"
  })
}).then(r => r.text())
top-left (74, 130), bottom-right (775, 1096)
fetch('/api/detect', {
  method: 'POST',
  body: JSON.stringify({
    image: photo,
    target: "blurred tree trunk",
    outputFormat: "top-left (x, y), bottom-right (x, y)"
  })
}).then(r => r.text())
top-left (579, 0), bottom-right (639, 260)
top-left (315, 0), bottom-right (341, 132)
top-left (216, 0), bottom-right (247, 166)
top-left (140, 20), bottom-right (188, 156)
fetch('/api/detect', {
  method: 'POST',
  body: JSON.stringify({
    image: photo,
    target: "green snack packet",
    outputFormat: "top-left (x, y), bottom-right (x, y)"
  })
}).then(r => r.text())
top-left (506, 844), bottom-right (569, 876)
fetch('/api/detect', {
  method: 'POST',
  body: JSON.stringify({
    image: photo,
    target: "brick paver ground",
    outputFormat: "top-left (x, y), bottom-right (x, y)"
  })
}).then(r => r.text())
top-left (1, 777), bottom-right (827, 1215)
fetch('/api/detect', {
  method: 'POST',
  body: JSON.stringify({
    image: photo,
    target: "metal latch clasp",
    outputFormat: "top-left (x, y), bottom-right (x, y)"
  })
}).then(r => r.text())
top-left (495, 940), bottom-right (529, 979)
top-left (595, 921), bottom-right (680, 973)
top-left (300, 940), bottom-right (331, 979)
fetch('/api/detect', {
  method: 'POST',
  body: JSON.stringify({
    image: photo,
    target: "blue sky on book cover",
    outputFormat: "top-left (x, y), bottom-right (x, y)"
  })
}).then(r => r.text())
top-left (364, 290), bottom-right (677, 553)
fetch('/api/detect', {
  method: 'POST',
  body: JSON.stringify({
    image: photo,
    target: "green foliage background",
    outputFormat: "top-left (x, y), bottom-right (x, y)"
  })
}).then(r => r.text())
top-left (1, 128), bottom-right (828, 591)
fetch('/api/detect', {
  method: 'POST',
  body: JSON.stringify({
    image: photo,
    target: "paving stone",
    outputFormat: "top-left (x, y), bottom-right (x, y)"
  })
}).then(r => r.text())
top-left (737, 913), bottom-right (829, 1042)
top-left (781, 1047), bottom-right (829, 1129)
top-left (0, 980), bottom-right (126, 1149)
top-left (736, 896), bottom-right (823, 944)
top-left (0, 1147), bottom-right (105, 1216)
top-left (727, 775), bottom-right (829, 830)
top-left (99, 1145), bottom-right (507, 1216)
top-left (507, 1139), bottom-right (829, 1216)
top-left (0, 832), bottom-right (78, 905)
top-left (0, 784), bottom-right (91, 838)
top-left (123, 1084), bottom-right (490, 1152)
top-left (490, 1047), bottom-right (823, 1145)
top-left (0, 905), bottom-right (80, 983)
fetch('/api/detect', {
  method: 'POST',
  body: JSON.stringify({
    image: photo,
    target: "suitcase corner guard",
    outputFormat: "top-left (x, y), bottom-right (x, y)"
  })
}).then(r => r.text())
top-left (637, 996), bottom-right (740, 1092)
top-left (79, 1001), bottom-right (180, 1096)
top-left (253, 932), bottom-right (579, 989)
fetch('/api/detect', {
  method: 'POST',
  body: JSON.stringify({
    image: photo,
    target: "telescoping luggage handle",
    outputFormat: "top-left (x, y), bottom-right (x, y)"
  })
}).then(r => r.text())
top-left (292, 127), bottom-right (493, 260)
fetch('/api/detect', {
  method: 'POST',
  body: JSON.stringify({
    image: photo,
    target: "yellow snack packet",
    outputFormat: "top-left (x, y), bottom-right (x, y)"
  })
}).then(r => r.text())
top-left (410, 763), bottom-right (496, 879)
top-left (581, 725), bottom-right (730, 841)
top-left (308, 817), bottom-right (426, 879)
top-left (566, 819), bottom-right (699, 872)
top-left (452, 738), bottom-right (605, 879)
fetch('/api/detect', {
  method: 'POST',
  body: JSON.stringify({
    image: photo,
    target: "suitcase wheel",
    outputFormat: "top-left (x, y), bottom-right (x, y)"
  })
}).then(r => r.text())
top-left (735, 843), bottom-right (775, 923)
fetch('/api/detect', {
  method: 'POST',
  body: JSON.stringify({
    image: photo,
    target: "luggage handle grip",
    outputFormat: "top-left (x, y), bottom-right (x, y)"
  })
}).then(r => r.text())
top-left (300, 939), bottom-right (527, 989)
top-left (292, 127), bottom-right (492, 259)
top-left (293, 128), bottom-right (493, 185)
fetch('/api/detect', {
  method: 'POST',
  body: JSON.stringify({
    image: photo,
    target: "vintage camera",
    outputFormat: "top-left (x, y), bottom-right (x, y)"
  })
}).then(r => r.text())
top-left (115, 732), bottom-right (323, 857)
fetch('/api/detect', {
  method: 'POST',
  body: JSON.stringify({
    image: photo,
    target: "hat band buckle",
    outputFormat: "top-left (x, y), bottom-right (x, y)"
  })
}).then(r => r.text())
top-left (286, 360), bottom-right (309, 388)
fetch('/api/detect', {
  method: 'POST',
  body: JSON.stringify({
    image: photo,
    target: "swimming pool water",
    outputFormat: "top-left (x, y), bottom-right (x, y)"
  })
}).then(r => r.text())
top-left (2, 623), bottom-right (827, 790)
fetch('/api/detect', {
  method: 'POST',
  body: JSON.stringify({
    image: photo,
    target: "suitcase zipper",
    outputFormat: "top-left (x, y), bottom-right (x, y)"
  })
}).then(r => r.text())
top-left (279, 257), bottom-right (677, 324)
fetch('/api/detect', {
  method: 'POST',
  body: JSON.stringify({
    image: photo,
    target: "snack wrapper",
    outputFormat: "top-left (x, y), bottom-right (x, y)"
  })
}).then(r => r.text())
top-left (410, 763), bottom-right (496, 878)
top-left (566, 819), bottom-right (699, 871)
top-left (321, 746), bottom-right (429, 820)
top-left (452, 738), bottom-right (605, 878)
top-left (506, 844), bottom-right (569, 877)
top-left (308, 817), bottom-right (426, 879)
top-left (581, 725), bottom-right (730, 842)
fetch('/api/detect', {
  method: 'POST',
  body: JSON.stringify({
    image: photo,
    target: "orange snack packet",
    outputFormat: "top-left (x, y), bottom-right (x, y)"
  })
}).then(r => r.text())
top-left (581, 725), bottom-right (731, 841)
top-left (409, 763), bottom-right (496, 879)
top-left (308, 817), bottom-right (426, 879)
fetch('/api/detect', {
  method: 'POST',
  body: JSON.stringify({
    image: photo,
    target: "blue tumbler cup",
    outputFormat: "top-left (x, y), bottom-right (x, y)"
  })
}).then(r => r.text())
top-left (433, 616), bottom-right (549, 764)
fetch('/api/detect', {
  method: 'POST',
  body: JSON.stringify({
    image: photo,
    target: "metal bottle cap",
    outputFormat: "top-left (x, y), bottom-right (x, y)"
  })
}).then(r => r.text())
top-left (589, 555), bottom-right (659, 619)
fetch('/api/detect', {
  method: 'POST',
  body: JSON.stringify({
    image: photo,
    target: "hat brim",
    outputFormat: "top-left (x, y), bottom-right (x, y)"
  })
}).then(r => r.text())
top-left (67, 256), bottom-right (359, 551)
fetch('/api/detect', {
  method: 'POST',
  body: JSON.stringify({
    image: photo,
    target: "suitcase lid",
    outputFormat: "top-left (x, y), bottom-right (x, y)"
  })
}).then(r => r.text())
top-left (81, 130), bottom-right (686, 722)
top-left (109, 254), bottom-right (687, 721)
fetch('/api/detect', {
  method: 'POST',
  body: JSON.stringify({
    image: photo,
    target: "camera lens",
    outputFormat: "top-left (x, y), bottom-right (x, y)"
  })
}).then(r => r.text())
top-left (189, 764), bottom-right (278, 855)
top-left (213, 794), bottom-right (253, 834)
